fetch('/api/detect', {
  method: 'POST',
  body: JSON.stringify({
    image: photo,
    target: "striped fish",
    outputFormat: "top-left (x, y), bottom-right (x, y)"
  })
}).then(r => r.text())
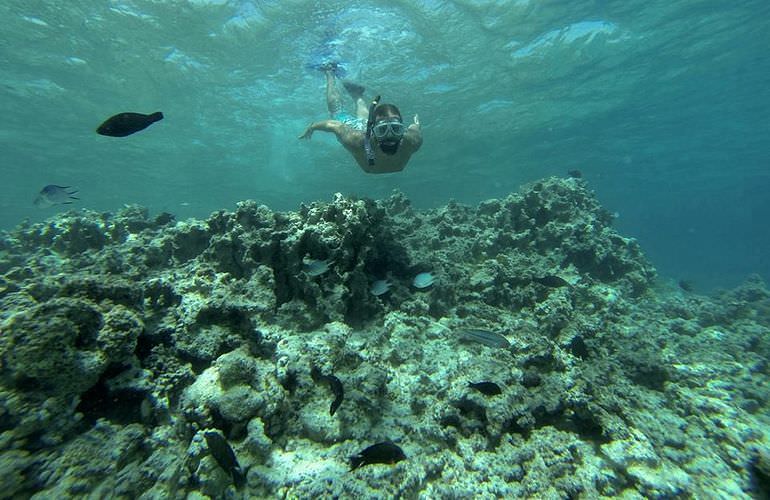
top-left (458, 329), bottom-right (511, 349)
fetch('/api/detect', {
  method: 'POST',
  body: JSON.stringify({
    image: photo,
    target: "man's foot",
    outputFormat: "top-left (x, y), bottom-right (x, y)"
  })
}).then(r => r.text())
top-left (343, 81), bottom-right (365, 100)
top-left (317, 61), bottom-right (338, 73)
top-left (315, 61), bottom-right (347, 78)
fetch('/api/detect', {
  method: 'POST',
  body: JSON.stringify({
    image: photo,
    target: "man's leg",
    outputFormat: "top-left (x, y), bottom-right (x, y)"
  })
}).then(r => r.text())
top-left (355, 97), bottom-right (368, 120)
top-left (325, 70), bottom-right (344, 117)
top-left (342, 81), bottom-right (368, 120)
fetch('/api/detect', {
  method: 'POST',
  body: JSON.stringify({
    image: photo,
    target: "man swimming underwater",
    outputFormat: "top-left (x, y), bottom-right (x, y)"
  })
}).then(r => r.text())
top-left (299, 63), bottom-right (422, 174)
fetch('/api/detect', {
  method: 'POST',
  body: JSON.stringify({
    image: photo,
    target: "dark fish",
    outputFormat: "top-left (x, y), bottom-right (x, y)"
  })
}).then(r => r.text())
top-left (468, 381), bottom-right (502, 396)
top-left (534, 275), bottom-right (570, 288)
top-left (349, 441), bottom-right (406, 471)
top-left (311, 366), bottom-right (344, 416)
top-left (567, 169), bottom-right (582, 178)
top-left (34, 185), bottom-right (79, 208)
top-left (96, 111), bottom-right (163, 137)
top-left (203, 431), bottom-right (245, 489)
top-left (458, 329), bottom-right (511, 349)
top-left (678, 279), bottom-right (694, 292)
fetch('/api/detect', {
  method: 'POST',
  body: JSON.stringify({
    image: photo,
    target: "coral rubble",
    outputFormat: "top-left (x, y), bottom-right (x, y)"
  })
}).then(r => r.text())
top-left (0, 177), bottom-right (768, 498)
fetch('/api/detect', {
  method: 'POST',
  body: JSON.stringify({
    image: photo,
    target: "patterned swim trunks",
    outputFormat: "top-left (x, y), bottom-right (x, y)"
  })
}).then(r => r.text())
top-left (334, 112), bottom-right (366, 132)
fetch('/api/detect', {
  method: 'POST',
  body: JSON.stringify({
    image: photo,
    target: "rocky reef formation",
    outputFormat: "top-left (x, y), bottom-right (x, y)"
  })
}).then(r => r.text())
top-left (0, 177), bottom-right (768, 498)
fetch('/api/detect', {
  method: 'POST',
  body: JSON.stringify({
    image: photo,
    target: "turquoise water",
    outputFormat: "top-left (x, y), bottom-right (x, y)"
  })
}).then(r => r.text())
top-left (1, 0), bottom-right (768, 290)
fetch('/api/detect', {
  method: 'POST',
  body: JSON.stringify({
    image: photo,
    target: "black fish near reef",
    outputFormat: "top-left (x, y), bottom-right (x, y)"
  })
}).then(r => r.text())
top-left (534, 275), bottom-right (570, 288)
top-left (350, 441), bottom-right (406, 471)
top-left (96, 111), bottom-right (163, 137)
top-left (468, 381), bottom-right (502, 396)
top-left (203, 431), bottom-right (246, 489)
top-left (311, 366), bottom-right (344, 416)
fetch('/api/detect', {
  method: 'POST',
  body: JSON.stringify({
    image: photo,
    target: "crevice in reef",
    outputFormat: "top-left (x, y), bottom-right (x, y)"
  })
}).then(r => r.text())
top-left (76, 364), bottom-right (148, 428)
top-left (503, 404), bottom-right (610, 446)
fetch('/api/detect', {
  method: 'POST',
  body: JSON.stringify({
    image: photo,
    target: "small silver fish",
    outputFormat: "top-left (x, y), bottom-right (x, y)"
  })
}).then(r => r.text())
top-left (303, 258), bottom-right (333, 276)
top-left (370, 279), bottom-right (391, 296)
top-left (34, 185), bottom-right (79, 208)
top-left (458, 329), bottom-right (511, 349)
top-left (412, 272), bottom-right (435, 289)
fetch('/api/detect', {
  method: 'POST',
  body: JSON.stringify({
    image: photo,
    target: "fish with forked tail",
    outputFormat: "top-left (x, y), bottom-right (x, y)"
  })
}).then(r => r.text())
top-left (34, 185), bottom-right (79, 207)
top-left (311, 366), bottom-right (344, 416)
top-left (203, 431), bottom-right (246, 489)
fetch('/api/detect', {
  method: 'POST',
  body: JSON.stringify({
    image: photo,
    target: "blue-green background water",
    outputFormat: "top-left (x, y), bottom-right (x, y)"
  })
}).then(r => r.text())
top-left (1, 0), bottom-right (768, 291)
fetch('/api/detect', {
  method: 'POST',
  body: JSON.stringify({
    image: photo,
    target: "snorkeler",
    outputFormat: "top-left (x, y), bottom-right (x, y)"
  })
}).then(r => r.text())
top-left (299, 63), bottom-right (422, 174)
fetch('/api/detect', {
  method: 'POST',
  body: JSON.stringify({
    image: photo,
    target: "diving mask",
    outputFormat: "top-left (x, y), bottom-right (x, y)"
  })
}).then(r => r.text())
top-left (372, 119), bottom-right (405, 139)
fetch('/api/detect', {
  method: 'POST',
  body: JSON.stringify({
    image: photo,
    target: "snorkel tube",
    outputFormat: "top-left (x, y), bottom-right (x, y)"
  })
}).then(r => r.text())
top-left (364, 95), bottom-right (381, 166)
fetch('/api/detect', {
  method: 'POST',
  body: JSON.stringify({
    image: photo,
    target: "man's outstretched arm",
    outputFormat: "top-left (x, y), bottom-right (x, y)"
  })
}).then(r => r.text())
top-left (299, 120), bottom-right (343, 139)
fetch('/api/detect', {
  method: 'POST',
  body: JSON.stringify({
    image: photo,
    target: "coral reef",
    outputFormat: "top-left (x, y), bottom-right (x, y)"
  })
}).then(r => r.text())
top-left (0, 177), bottom-right (768, 498)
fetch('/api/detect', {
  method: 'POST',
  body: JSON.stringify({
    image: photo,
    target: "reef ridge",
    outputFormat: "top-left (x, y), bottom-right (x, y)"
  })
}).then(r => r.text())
top-left (0, 177), bottom-right (768, 498)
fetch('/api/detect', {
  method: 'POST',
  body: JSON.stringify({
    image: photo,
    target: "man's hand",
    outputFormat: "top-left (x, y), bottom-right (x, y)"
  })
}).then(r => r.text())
top-left (299, 124), bottom-right (314, 139)
top-left (408, 114), bottom-right (421, 132)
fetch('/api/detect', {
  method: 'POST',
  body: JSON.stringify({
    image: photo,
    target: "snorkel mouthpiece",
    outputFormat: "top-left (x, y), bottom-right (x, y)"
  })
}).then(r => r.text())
top-left (364, 95), bottom-right (381, 166)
